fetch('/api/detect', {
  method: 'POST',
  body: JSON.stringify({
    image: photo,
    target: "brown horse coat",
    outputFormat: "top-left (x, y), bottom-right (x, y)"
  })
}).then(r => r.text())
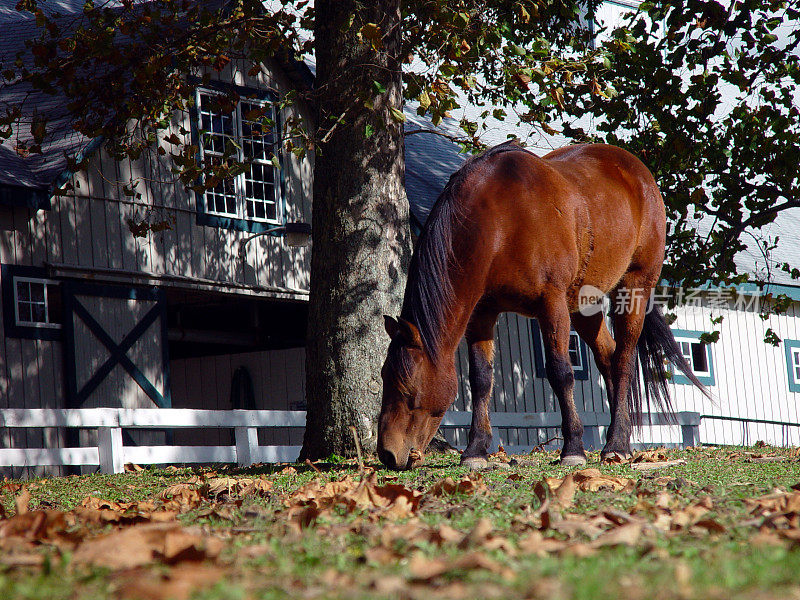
top-left (378, 142), bottom-right (704, 471)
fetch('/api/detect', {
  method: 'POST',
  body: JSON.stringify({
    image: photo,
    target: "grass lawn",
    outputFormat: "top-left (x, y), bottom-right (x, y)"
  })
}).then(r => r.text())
top-left (1, 445), bottom-right (799, 600)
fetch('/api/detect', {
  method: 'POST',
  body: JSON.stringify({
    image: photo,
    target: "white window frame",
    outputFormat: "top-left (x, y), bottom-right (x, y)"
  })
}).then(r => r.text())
top-left (675, 337), bottom-right (711, 377)
top-left (195, 87), bottom-right (282, 225)
top-left (13, 276), bottom-right (61, 329)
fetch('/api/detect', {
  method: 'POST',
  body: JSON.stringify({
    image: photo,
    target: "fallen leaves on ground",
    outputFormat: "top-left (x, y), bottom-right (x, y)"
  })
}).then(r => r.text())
top-left (2, 453), bottom-right (800, 599)
top-left (283, 470), bottom-right (422, 529)
top-left (632, 448), bottom-right (670, 463)
top-left (488, 446), bottom-right (511, 463)
top-left (409, 550), bottom-right (514, 581)
top-left (745, 487), bottom-right (800, 542)
top-left (157, 475), bottom-right (273, 511)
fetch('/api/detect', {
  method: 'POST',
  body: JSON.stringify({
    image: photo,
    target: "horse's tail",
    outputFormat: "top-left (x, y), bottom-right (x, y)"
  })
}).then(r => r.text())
top-left (629, 304), bottom-right (711, 427)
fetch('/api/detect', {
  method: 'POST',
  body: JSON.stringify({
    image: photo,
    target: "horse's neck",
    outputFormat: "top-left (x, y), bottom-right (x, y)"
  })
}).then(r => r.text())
top-left (431, 246), bottom-right (486, 361)
top-left (408, 202), bottom-right (486, 361)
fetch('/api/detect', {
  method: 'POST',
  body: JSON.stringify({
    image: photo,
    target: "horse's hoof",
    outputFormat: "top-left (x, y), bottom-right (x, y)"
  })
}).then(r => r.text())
top-left (461, 456), bottom-right (490, 471)
top-left (560, 454), bottom-right (587, 466)
top-left (600, 451), bottom-right (631, 464)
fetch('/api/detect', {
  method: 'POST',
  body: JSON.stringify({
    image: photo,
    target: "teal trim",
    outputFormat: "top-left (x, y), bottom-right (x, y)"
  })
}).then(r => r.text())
top-left (196, 212), bottom-right (287, 234)
top-left (736, 281), bottom-right (800, 303)
top-left (783, 340), bottom-right (800, 393)
top-left (657, 279), bottom-right (800, 303)
top-left (0, 185), bottom-right (50, 210)
top-left (670, 328), bottom-right (716, 386)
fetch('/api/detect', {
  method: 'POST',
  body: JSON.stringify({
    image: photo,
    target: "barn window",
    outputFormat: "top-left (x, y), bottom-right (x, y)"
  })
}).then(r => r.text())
top-left (530, 322), bottom-right (590, 381)
top-left (783, 340), bottom-right (800, 393)
top-left (568, 332), bottom-right (583, 369)
top-left (1, 265), bottom-right (62, 340)
top-left (670, 329), bottom-right (715, 386)
top-left (14, 277), bottom-right (61, 328)
top-left (194, 86), bottom-right (282, 229)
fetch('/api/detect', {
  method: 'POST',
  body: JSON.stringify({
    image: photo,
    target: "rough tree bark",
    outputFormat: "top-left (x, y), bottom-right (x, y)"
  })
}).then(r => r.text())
top-left (300, 0), bottom-right (411, 459)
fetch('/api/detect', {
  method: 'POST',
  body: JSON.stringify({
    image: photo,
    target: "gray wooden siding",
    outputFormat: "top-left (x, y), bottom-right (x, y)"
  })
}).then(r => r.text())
top-left (45, 58), bottom-right (313, 297)
top-left (0, 207), bottom-right (66, 477)
top-left (0, 60), bottom-right (312, 472)
top-left (447, 313), bottom-right (606, 449)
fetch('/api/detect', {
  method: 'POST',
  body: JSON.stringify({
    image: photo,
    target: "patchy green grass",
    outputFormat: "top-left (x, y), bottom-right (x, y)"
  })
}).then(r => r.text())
top-left (1, 445), bottom-right (799, 600)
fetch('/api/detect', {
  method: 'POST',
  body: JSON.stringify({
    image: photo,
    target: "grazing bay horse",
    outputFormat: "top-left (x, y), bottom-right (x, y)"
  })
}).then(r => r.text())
top-left (378, 142), bottom-right (707, 470)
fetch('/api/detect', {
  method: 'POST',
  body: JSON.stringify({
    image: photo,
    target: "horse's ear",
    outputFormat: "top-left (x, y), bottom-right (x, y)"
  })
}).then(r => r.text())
top-left (384, 315), bottom-right (399, 338)
top-left (396, 317), bottom-right (423, 350)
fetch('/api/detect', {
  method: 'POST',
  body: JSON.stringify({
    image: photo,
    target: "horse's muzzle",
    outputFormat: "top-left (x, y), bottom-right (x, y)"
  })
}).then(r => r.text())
top-left (378, 447), bottom-right (412, 471)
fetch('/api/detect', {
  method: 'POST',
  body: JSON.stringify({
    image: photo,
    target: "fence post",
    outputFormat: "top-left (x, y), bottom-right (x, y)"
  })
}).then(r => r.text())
top-left (97, 427), bottom-right (124, 474)
top-left (235, 427), bottom-right (258, 467)
top-left (680, 413), bottom-right (701, 448)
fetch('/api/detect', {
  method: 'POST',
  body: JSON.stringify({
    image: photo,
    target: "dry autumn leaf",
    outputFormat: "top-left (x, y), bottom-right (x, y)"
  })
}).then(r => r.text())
top-left (72, 522), bottom-right (224, 569)
top-left (206, 477), bottom-right (273, 499)
top-left (427, 473), bottom-right (486, 497)
top-left (113, 563), bottom-right (227, 600)
top-left (0, 509), bottom-right (80, 548)
top-left (158, 482), bottom-right (205, 511)
top-left (15, 487), bottom-right (31, 515)
top-left (632, 448), bottom-right (670, 463)
top-left (573, 469), bottom-right (635, 492)
top-left (590, 522), bottom-right (644, 548)
top-left (409, 551), bottom-right (512, 581)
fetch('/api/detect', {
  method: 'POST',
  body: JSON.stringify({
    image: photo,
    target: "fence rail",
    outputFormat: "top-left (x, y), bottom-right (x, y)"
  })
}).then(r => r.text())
top-left (0, 408), bottom-right (701, 474)
top-left (0, 409), bottom-right (303, 474)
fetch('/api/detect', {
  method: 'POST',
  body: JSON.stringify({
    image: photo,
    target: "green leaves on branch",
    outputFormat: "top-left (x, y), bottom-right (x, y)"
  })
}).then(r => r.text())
top-left (403, 0), bottom-right (602, 139)
top-left (546, 0), bottom-right (800, 292)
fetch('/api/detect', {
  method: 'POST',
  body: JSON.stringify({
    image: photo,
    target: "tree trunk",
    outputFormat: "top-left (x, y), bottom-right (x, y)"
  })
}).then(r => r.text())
top-left (300, 0), bottom-right (411, 459)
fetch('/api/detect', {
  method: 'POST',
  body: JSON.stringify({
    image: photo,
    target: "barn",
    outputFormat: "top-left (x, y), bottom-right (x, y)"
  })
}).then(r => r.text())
top-left (1, 2), bottom-right (799, 477)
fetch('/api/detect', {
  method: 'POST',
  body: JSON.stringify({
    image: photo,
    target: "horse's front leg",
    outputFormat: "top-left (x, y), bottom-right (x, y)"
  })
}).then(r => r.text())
top-left (540, 294), bottom-right (586, 465)
top-left (461, 337), bottom-right (495, 469)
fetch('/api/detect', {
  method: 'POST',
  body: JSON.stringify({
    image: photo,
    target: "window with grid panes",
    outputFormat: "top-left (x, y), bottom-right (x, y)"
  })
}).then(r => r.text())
top-left (530, 321), bottom-right (590, 381)
top-left (676, 339), bottom-right (710, 376)
top-left (13, 277), bottom-right (61, 328)
top-left (196, 89), bottom-right (281, 224)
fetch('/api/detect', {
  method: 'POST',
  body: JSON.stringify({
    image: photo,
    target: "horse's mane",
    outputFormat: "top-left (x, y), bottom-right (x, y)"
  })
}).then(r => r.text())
top-left (401, 141), bottom-right (530, 359)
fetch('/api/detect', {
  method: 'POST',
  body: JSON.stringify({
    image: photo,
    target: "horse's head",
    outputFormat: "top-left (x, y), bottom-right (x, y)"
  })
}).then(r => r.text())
top-left (377, 315), bottom-right (457, 470)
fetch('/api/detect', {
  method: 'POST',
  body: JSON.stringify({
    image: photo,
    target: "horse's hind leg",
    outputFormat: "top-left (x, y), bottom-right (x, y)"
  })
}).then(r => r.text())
top-left (539, 293), bottom-right (586, 465)
top-left (571, 311), bottom-right (616, 449)
top-left (603, 273), bottom-right (654, 460)
top-left (461, 312), bottom-right (497, 469)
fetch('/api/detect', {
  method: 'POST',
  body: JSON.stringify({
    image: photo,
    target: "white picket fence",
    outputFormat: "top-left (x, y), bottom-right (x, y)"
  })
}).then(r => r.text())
top-left (0, 408), bottom-right (701, 474)
top-left (0, 409), bottom-right (304, 474)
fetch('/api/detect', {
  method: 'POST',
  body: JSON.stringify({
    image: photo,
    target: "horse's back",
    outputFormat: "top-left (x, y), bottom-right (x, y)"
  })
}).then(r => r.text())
top-left (466, 143), bottom-right (666, 305)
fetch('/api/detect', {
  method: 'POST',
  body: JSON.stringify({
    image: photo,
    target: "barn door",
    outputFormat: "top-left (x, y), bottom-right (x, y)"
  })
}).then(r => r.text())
top-left (62, 282), bottom-right (171, 409)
